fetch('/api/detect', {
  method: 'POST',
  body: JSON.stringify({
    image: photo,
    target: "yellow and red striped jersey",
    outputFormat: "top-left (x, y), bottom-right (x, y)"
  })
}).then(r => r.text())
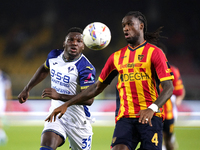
top-left (163, 65), bottom-right (184, 120)
top-left (99, 41), bottom-right (174, 122)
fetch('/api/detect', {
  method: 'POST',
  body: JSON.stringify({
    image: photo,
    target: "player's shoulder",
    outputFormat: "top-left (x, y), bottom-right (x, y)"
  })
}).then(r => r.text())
top-left (47, 49), bottom-right (63, 59)
top-left (146, 43), bottom-right (162, 50)
top-left (109, 45), bottom-right (128, 57)
top-left (146, 43), bottom-right (166, 56)
top-left (76, 54), bottom-right (96, 71)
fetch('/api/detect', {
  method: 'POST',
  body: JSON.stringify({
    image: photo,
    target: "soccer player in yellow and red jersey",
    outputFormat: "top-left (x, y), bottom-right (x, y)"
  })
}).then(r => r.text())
top-left (162, 65), bottom-right (185, 150)
top-left (156, 42), bottom-right (185, 150)
top-left (45, 11), bottom-right (174, 150)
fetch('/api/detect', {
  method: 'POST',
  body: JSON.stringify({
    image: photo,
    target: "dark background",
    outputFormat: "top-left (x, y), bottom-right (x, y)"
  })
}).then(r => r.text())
top-left (0, 0), bottom-right (199, 100)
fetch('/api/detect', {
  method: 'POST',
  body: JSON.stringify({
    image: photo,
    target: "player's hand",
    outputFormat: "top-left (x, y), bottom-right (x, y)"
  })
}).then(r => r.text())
top-left (45, 103), bottom-right (68, 122)
top-left (136, 108), bottom-right (155, 126)
top-left (18, 90), bottom-right (29, 104)
top-left (42, 88), bottom-right (60, 100)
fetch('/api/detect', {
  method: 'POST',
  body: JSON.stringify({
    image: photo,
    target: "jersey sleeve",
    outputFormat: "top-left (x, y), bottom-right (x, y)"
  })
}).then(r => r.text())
top-left (99, 53), bottom-right (118, 84)
top-left (151, 48), bottom-right (174, 82)
top-left (44, 49), bottom-right (63, 69)
top-left (171, 66), bottom-right (184, 96)
top-left (76, 57), bottom-right (96, 90)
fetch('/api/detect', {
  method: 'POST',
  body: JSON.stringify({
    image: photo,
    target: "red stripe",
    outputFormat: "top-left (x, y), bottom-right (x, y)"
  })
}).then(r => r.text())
top-left (142, 80), bottom-right (152, 107)
top-left (128, 50), bottom-right (136, 62)
top-left (118, 47), bottom-right (127, 65)
top-left (140, 44), bottom-right (150, 62)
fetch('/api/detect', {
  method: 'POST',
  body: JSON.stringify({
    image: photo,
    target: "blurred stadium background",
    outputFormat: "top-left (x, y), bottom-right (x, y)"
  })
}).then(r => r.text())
top-left (0, 0), bottom-right (200, 99)
top-left (0, 0), bottom-right (200, 149)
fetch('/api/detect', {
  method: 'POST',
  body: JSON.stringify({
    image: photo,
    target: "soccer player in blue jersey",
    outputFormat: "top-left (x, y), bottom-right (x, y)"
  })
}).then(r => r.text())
top-left (18, 27), bottom-right (96, 150)
top-left (0, 69), bottom-right (12, 145)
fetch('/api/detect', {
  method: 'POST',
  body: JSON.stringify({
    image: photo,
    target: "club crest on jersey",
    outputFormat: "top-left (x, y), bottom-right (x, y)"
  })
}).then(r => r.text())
top-left (112, 137), bottom-right (117, 144)
top-left (138, 55), bottom-right (144, 61)
top-left (68, 66), bottom-right (74, 73)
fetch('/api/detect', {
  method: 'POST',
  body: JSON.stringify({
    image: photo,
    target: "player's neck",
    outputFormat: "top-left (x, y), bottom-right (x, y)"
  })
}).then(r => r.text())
top-left (62, 54), bottom-right (82, 62)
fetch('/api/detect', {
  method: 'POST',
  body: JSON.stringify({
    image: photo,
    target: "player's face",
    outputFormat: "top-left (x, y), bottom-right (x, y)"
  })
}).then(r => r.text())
top-left (63, 32), bottom-right (84, 60)
top-left (122, 15), bottom-right (143, 45)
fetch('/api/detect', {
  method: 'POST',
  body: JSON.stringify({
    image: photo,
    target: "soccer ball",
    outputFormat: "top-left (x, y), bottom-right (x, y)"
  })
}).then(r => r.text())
top-left (83, 22), bottom-right (111, 50)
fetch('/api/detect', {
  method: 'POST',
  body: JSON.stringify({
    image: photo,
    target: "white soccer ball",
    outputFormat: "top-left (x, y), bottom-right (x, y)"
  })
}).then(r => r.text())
top-left (83, 22), bottom-right (111, 50)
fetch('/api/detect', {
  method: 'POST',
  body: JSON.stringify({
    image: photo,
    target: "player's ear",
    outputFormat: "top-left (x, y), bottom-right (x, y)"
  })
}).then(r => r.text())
top-left (140, 23), bottom-right (144, 30)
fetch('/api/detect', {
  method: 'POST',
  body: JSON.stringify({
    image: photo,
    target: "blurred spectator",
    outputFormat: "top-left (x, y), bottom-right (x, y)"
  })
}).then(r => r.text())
top-left (0, 69), bottom-right (12, 145)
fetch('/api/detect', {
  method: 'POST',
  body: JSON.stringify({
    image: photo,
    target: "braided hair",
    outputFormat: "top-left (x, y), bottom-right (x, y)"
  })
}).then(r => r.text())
top-left (125, 11), bottom-right (166, 44)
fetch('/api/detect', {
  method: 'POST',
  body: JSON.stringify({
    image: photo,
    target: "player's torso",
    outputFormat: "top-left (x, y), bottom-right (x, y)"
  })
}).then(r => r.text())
top-left (115, 44), bottom-right (157, 102)
top-left (47, 51), bottom-right (92, 127)
top-left (114, 43), bottom-right (162, 120)
top-left (49, 54), bottom-right (80, 96)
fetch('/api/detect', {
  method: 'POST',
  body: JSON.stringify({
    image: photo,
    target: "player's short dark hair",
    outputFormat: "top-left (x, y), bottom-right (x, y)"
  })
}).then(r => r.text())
top-left (125, 11), bottom-right (166, 44)
top-left (66, 27), bottom-right (83, 35)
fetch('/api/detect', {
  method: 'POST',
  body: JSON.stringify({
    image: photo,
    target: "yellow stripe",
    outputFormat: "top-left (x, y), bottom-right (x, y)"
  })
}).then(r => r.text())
top-left (44, 61), bottom-right (49, 69)
top-left (146, 47), bottom-right (157, 103)
top-left (160, 76), bottom-right (174, 82)
top-left (81, 86), bottom-right (89, 90)
top-left (98, 77), bottom-right (103, 83)
top-left (115, 50), bottom-right (126, 120)
top-left (123, 50), bottom-right (135, 116)
top-left (134, 47), bottom-right (147, 110)
top-left (174, 84), bottom-right (184, 90)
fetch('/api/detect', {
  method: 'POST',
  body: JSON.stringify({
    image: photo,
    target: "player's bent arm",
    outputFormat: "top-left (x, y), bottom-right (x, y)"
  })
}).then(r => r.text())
top-left (59, 92), bottom-right (94, 105)
top-left (137, 80), bottom-right (173, 126)
top-left (66, 80), bottom-right (108, 107)
top-left (45, 80), bottom-right (108, 122)
top-left (23, 64), bottom-right (49, 92)
top-left (42, 88), bottom-right (94, 106)
top-left (154, 80), bottom-right (173, 108)
top-left (18, 64), bottom-right (49, 103)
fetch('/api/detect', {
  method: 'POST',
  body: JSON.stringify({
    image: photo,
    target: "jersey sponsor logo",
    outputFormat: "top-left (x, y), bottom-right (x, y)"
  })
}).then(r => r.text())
top-left (120, 56), bottom-right (127, 59)
top-left (120, 63), bottom-right (142, 69)
top-left (86, 66), bottom-right (93, 70)
top-left (84, 73), bottom-right (95, 84)
top-left (53, 62), bottom-right (58, 65)
top-left (51, 78), bottom-right (70, 88)
top-left (120, 72), bottom-right (149, 82)
top-left (52, 86), bottom-right (71, 94)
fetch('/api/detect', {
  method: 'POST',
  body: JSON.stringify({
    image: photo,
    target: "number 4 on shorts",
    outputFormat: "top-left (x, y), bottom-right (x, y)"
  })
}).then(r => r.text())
top-left (151, 133), bottom-right (158, 146)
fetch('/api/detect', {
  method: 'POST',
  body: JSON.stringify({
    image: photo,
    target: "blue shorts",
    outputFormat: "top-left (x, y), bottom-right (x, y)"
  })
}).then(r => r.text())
top-left (163, 118), bottom-right (174, 136)
top-left (111, 116), bottom-right (163, 150)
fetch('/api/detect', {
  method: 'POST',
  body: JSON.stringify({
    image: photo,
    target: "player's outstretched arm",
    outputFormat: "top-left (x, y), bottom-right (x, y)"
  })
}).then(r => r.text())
top-left (45, 80), bottom-right (108, 122)
top-left (42, 88), bottom-right (94, 106)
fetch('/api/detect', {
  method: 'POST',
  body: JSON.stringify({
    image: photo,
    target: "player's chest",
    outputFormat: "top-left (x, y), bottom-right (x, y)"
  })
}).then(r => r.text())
top-left (49, 59), bottom-right (78, 82)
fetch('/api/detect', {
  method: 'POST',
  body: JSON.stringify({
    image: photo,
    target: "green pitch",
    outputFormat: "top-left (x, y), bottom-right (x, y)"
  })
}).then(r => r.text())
top-left (1, 126), bottom-right (200, 150)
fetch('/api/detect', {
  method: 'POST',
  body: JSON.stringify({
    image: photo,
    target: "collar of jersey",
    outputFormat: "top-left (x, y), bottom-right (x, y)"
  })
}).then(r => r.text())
top-left (62, 53), bottom-right (82, 62)
top-left (128, 40), bottom-right (147, 51)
